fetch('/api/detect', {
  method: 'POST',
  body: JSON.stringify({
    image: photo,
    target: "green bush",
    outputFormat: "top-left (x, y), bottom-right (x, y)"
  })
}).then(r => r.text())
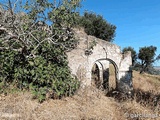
top-left (0, 47), bottom-right (79, 102)
top-left (77, 12), bottom-right (116, 42)
top-left (0, 0), bottom-right (81, 102)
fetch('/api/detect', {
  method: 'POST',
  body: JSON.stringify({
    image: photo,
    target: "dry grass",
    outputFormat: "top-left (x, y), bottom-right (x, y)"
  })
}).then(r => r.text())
top-left (0, 88), bottom-right (123, 120)
top-left (133, 70), bottom-right (160, 93)
top-left (0, 70), bottom-right (160, 120)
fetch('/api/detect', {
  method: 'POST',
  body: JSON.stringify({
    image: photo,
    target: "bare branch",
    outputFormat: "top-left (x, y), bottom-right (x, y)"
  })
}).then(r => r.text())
top-left (13, 0), bottom-right (19, 12)
top-left (0, 46), bottom-right (22, 52)
top-left (8, 0), bottom-right (13, 15)
top-left (0, 0), bottom-right (78, 54)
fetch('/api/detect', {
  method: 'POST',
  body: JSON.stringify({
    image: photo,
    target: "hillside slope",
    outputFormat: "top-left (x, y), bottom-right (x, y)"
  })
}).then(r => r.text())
top-left (0, 70), bottom-right (160, 120)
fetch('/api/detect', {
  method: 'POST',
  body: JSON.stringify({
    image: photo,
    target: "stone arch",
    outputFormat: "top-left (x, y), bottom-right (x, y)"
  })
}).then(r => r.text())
top-left (91, 61), bottom-right (103, 88)
top-left (98, 58), bottom-right (119, 80)
top-left (67, 29), bottom-right (133, 93)
top-left (91, 58), bottom-right (119, 90)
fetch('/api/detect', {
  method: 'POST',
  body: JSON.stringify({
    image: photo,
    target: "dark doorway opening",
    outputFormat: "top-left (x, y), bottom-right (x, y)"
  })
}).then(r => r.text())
top-left (91, 60), bottom-right (117, 92)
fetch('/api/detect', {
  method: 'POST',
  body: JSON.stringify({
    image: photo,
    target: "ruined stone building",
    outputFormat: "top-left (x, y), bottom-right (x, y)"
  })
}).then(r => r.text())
top-left (67, 29), bottom-right (133, 93)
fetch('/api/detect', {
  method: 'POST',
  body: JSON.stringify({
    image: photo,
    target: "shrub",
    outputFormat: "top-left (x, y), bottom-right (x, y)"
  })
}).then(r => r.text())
top-left (0, 44), bottom-right (80, 102)
top-left (77, 12), bottom-right (116, 42)
top-left (0, 0), bottom-right (81, 102)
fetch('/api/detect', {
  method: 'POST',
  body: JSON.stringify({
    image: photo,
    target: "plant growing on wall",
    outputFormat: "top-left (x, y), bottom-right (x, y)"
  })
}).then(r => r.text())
top-left (85, 39), bottom-right (97, 56)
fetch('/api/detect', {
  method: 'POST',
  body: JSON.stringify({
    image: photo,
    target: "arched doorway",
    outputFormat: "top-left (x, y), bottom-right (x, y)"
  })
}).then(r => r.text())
top-left (91, 59), bottom-right (119, 91)
top-left (91, 61), bottom-right (102, 89)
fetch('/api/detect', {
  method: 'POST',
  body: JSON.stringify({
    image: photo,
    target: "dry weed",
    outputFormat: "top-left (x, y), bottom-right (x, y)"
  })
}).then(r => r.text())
top-left (0, 70), bottom-right (160, 120)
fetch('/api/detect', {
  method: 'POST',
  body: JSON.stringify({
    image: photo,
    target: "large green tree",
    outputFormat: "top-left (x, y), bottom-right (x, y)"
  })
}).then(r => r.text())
top-left (77, 12), bottom-right (116, 42)
top-left (138, 46), bottom-right (160, 74)
top-left (0, 0), bottom-right (82, 102)
top-left (122, 46), bottom-right (137, 66)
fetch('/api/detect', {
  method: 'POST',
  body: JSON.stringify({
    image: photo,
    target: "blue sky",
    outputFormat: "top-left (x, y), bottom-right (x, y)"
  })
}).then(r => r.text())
top-left (80, 0), bottom-right (160, 66)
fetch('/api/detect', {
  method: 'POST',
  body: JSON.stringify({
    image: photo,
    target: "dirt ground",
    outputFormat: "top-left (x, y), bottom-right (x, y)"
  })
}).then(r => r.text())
top-left (0, 70), bottom-right (160, 120)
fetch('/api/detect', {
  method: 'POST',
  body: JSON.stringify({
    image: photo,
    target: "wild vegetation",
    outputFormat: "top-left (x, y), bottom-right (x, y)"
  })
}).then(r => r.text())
top-left (76, 12), bottom-right (116, 42)
top-left (0, 1), bottom-right (160, 119)
top-left (0, 0), bottom-right (82, 102)
top-left (0, 0), bottom-right (118, 102)
top-left (0, 66), bottom-right (159, 120)
top-left (122, 46), bottom-right (160, 75)
top-left (138, 46), bottom-right (160, 74)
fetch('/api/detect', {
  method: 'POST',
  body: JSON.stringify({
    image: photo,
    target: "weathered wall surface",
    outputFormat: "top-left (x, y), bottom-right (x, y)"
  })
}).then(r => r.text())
top-left (67, 29), bottom-right (133, 93)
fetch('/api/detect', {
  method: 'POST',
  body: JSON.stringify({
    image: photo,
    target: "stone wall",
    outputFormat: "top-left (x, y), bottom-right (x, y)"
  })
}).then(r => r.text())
top-left (67, 29), bottom-right (133, 93)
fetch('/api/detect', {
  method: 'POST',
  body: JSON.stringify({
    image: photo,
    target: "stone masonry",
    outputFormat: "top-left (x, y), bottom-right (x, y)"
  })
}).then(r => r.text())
top-left (67, 29), bottom-right (133, 93)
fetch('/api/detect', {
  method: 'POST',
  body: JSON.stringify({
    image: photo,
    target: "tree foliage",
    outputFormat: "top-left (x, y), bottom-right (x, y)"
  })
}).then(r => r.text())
top-left (138, 46), bottom-right (160, 74)
top-left (0, 0), bottom-right (81, 102)
top-left (122, 46), bottom-right (137, 66)
top-left (77, 12), bottom-right (116, 42)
